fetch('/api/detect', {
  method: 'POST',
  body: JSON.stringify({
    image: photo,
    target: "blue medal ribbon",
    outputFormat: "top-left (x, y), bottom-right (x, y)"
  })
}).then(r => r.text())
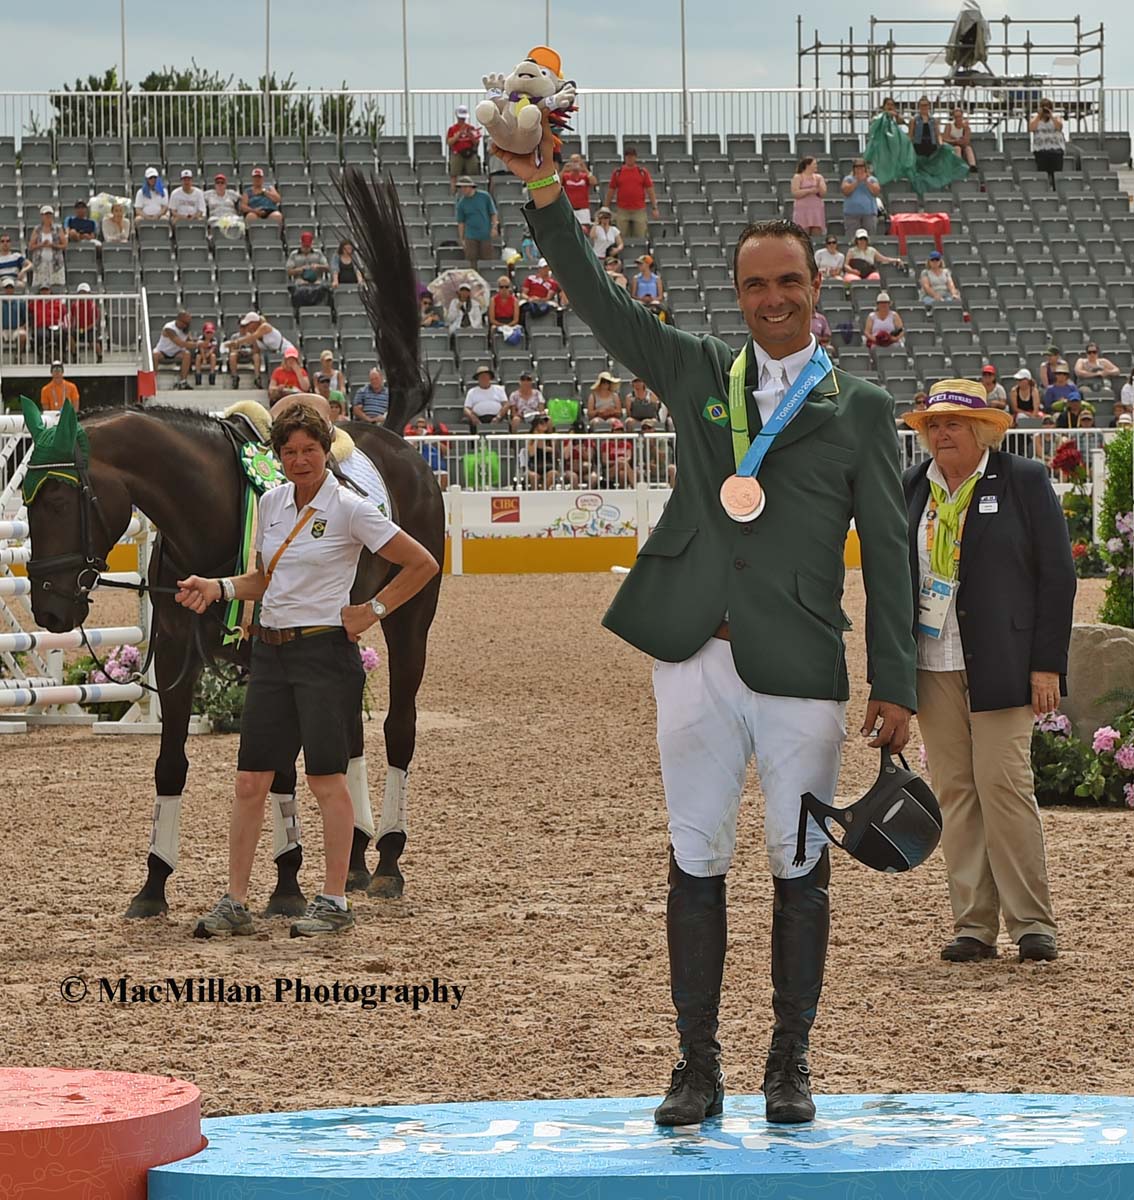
top-left (727, 343), bottom-right (833, 475)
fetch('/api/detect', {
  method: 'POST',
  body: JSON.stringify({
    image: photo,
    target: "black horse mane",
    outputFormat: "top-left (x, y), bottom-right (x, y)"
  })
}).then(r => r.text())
top-left (78, 404), bottom-right (230, 441)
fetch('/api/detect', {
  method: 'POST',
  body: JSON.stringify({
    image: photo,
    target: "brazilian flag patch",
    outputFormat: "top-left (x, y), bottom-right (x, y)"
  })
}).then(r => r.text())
top-left (310, 518), bottom-right (327, 539)
top-left (702, 397), bottom-right (729, 427)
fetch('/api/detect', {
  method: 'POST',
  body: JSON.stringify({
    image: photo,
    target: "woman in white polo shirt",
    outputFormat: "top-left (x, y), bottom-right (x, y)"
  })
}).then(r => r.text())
top-left (175, 400), bottom-right (439, 939)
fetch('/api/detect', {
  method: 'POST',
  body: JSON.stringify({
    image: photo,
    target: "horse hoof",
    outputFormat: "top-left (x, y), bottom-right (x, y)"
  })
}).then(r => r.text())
top-left (263, 891), bottom-right (307, 918)
top-left (125, 895), bottom-right (168, 919)
top-left (346, 867), bottom-right (372, 893)
top-left (367, 871), bottom-right (404, 900)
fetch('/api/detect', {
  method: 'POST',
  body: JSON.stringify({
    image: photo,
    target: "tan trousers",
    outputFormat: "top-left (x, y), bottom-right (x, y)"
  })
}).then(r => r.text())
top-left (916, 670), bottom-right (1056, 945)
top-left (615, 208), bottom-right (649, 239)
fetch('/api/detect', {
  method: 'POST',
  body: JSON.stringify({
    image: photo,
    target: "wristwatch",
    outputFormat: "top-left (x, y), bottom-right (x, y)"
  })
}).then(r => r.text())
top-left (370, 598), bottom-right (388, 619)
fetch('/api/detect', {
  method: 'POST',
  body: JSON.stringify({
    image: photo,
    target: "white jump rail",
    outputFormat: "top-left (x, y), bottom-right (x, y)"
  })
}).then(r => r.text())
top-left (0, 626), bottom-right (143, 654)
top-left (0, 683), bottom-right (143, 708)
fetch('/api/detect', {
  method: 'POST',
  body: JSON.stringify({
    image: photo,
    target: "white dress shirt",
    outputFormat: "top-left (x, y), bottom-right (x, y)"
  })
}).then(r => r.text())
top-left (749, 335), bottom-right (818, 425)
top-left (916, 449), bottom-right (989, 671)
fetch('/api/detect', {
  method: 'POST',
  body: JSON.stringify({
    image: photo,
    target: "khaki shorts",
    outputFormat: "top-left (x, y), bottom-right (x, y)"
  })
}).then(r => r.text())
top-left (463, 237), bottom-right (494, 265)
top-left (449, 150), bottom-right (480, 177)
top-left (616, 208), bottom-right (649, 239)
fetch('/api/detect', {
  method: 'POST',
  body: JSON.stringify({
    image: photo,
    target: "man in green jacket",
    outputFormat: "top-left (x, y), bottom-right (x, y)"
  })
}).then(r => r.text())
top-left (497, 126), bottom-right (916, 1126)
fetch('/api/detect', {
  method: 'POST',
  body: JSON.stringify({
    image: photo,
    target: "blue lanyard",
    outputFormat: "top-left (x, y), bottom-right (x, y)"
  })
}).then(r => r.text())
top-left (727, 343), bottom-right (833, 476)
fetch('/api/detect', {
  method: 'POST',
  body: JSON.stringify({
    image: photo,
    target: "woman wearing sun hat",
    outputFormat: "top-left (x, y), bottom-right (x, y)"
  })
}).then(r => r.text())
top-left (902, 379), bottom-right (1075, 965)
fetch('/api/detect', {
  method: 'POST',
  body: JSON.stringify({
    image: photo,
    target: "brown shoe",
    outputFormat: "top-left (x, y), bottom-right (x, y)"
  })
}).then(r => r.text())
top-left (1018, 934), bottom-right (1058, 962)
top-left (941, 937), bottom-right (997, 962)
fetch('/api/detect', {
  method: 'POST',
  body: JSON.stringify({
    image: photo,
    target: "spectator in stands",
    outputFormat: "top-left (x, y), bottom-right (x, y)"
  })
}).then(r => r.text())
top-left (463, 364), bottom-right (507, 430)
top-left (455, 176), bottom-right (498, 270)
top-left (446, 282), bottom-right (484, 332)
top-left (447, 105), bottom-right (482, 193)
top-left (603, 254), bottom-right (629, 290)
top-left (598, 418), bottom-right (637, 487)
top-left (327, 395), bottom-right (347, 423)
top-left (508, 371), bottom-right (545, 430)
top-left (240, 168), bottom-right (284, 226)
top-left (942, 106), bottom-right (978, 172)
top-left (407, 414), bottom-right (450, 489)
top-left (790, 157), bottom-right (827, 235)
top-left (134, 167), bottom-right (170, 223)
top-left (318, 349), bottom-right (348, 398)
top-left (521, 259), bottom-right (562, 318)
top-left (1122, 370), bottom-right (1134, 412)
top-left (840, 158), bottom-right (882, 237)
top-left (1009, 369), bottom-right (1040, 421)
top-left (169, 170), bottom-right (206, 224)
top-left (0, 233), bottom-right (31, 290)
top-left (587, 370), bottom-right (625, 425)
top-left (908, 96), bottom-right (942, 159)
top-left (352, 367), bottom-right (389, 424)
top-left (1043, 361), bottom-right (1081, 413)
top-left (29, 206), bottom-right (67, 289)
top-left (204, 174), bottom-right (239, 227)
top-left (810, 308), bottom-right (833, 355)
top-left (919, 250), bottom-right (960, 306)
top-left (101, 202), bottom-right (131, 244)
top-left (64, 199), bottom-right (99, 245)
top-left (814, 235), bottom-right (845, 280)
top-left (1029, 99), bottom-right (1065, 191)
top-left (864, 292), bottom-right (904, 350)
top-left (267, 346), bottom-right (311, 404)
top-left (525, 413), bottom-right (572, 489)
top-left (68, 282), bottom-right (101, 363)
top-left (589, 207), bottom-right (623, 260)
top-left (194, 320), bottom-right (219, 387)
top-left (1076, 410), bottom-right (1105, 454)
top-left (625, 376), bottom-right (664, 430)
top-left (909, 391), bottom-right (929, 417)
top-left (29, 285), bottom-right (66, 359)
top-left (1032, 413), bottom-right (1061, 461)
top-left (226, 312), bottom-right (295, 389)
top-left (881, 95), bottom-right (907, 126)
top-left (604, 147), bottom-right (658, 239)
top-left (1053, 393), bottom-right (1091, 430)
top-left (331, 239), bottom-right (362, 288)
top-left (631, 254), bottom-right (665, 316)
top-left (39, 360), bottom-right (79, 411)
top-left (153, 310), bottom-right (199, 391)
top-left (1111, 398), bottom-right (1131, 428)
top-left (562, 154), bottom-right (598, 227)
top-left (488, 275), bottom-right (522, 334)
top-left (0, 278), bottom-right (27, 356)
top-left (286, 231), bottom-right (330, 308)
top-left (980, 365), bottom-right (1009, 411)
top-left (844, 230), bottom-right (900, 282)
top-left (1073, 342), bottom-right (1121, 394)
top-left (419, 291), bottom-right (444, 327)
top-left (1037, 344), bottom-right (1063, 390)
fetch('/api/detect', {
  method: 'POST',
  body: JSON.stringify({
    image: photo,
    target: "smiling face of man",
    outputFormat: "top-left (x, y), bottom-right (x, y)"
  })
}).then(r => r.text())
top-left (733, 228), bottom-right (821, 357)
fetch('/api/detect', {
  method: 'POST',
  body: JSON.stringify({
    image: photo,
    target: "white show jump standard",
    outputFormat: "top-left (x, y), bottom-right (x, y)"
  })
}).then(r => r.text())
top-left (0, 517), bottom-right (143, 542)
top-left (0, 577), bottom-right (30, 597)
top-left (0, 626), bottom-right (144, 654)
top-left (0, 682), bottom-right (143, 709)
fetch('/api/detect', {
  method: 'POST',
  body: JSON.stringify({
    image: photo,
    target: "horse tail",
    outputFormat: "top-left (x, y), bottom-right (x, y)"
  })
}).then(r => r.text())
top-left (336, 167), bottom-right (433, 437)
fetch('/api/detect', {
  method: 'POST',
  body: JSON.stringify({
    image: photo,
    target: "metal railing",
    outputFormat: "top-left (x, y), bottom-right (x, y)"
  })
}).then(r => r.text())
top-left (408, 428), bottom-right (1111, 492)
top-left (0, 291), bottom-right (144, 373)
top-left (2, 86), bottom-right (1132, 155)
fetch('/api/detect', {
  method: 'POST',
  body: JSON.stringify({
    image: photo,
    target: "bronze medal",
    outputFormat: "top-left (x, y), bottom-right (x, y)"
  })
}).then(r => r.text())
top-left (720, 474), bottom-right (765, 522)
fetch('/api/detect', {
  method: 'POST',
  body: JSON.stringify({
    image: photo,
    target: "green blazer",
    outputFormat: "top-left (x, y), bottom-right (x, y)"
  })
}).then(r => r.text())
top-left (526, 194), bottom-right (917, 711)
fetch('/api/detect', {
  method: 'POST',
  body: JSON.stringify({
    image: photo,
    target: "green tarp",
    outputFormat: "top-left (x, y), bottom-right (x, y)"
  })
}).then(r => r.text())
top-left (865, 113), bottom-right (971, 197)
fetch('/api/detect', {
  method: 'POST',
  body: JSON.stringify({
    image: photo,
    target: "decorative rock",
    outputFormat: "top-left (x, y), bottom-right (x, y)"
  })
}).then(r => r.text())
top-left (1063, 624), bottom-right (1134, 744)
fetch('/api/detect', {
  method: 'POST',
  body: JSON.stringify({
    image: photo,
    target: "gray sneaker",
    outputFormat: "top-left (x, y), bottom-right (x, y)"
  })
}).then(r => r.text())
top-left (289, 895), bottom-right (356, 938)
top-left (193, 894), bottom-right (254, 939)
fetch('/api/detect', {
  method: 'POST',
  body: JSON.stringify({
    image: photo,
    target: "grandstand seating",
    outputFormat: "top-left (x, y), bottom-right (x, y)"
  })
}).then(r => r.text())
top-left (2, 128), bottom-right (1132, 426)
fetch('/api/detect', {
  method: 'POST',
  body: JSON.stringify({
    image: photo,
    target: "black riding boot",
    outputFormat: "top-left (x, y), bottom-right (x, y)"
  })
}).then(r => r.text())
top-left (654, 851), bottom-right (727, 1126)
top-left (763, 848), bottom-right (830, 1124)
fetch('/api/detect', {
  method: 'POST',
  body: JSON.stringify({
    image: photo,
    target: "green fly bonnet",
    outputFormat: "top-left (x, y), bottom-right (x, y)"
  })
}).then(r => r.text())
top-left (20, 395), bottom-right (90, 504)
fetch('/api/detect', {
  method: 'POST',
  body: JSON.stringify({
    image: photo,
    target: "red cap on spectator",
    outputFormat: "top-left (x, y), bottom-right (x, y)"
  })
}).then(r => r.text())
top-left (980, 363), bottom-right (996, 374)
top-left (251, 167), bottom-right (264, 177)
top-left (214, 173), bottom-right (226, 182)
top-left (203, 321), bottom-right (216, 332)
top-left (283, 346), bottom-right (300, 359)
top-left (300, 231), bottom-right (314, 245)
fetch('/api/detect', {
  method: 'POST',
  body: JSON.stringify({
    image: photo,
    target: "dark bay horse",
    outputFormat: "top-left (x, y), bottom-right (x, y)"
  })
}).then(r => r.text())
top-left (23, 170), bottom-right (444, 918)
top-left (24, 403), bottom-right (444, 916)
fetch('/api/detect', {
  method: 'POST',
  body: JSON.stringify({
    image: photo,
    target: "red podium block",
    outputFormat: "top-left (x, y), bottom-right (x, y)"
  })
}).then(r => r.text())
top-left (0, 1067), bottom-right (204, 1199)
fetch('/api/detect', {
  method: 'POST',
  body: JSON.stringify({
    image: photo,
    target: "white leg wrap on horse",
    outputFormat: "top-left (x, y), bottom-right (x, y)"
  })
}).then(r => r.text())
top-left (149, 794), bottom-right (182, 870)
top-left (270, 791), bottom-right (302, 860)
top-left (347, 756), bottom-right (375, 840)
top-left (378, 766), bottom-right (408, 841)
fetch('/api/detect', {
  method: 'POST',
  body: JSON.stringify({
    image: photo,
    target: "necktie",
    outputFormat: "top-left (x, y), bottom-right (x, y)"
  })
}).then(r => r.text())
top-left (752, 362), bottom-right (786, 425)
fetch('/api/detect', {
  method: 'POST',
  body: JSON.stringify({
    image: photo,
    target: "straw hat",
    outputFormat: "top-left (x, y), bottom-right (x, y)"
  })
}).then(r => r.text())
top-left (901, 378), bottom-right (1013, 433)
top-left (592, 370), bottom-right (622, 389)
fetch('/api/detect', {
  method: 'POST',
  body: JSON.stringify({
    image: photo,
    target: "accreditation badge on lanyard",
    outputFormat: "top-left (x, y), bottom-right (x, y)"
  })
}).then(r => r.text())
top-left (917, 497), bottom-right (965, 639)
top-left (721, 343), bottom-right (833, 521)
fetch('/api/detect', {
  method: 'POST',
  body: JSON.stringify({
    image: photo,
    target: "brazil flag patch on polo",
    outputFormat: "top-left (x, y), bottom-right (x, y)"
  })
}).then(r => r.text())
top-left (703, 398), bottom-right (729, 427)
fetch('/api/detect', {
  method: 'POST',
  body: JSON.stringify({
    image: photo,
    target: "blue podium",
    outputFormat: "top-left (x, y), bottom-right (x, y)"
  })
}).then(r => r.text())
top-left (149, 1092), bottom-right (1134, 1199)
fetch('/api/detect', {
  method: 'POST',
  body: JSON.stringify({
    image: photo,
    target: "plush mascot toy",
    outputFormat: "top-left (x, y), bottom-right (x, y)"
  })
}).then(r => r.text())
top-left (476, 45), bottom-right (577, 164)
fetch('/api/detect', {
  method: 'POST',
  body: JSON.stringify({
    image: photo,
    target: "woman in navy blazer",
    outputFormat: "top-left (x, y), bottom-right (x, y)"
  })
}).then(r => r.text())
top-left (902, 380), bottom-right (1075, 966)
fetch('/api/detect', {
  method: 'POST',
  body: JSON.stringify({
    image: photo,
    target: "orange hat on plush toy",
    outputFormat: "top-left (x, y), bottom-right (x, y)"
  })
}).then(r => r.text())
top-left (528, 46), bottom-right (563, 78)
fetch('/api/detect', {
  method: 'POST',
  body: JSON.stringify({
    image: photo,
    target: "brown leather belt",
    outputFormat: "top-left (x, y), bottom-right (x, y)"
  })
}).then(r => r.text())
top-left (251, 624), bottom-right (338, 646)
top-left (712, 621), bottom-right (730, 641)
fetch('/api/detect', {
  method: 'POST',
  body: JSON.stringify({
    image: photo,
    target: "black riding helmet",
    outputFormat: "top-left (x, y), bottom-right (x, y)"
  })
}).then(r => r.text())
top-left (795, 748), bottom-right (942, 873)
